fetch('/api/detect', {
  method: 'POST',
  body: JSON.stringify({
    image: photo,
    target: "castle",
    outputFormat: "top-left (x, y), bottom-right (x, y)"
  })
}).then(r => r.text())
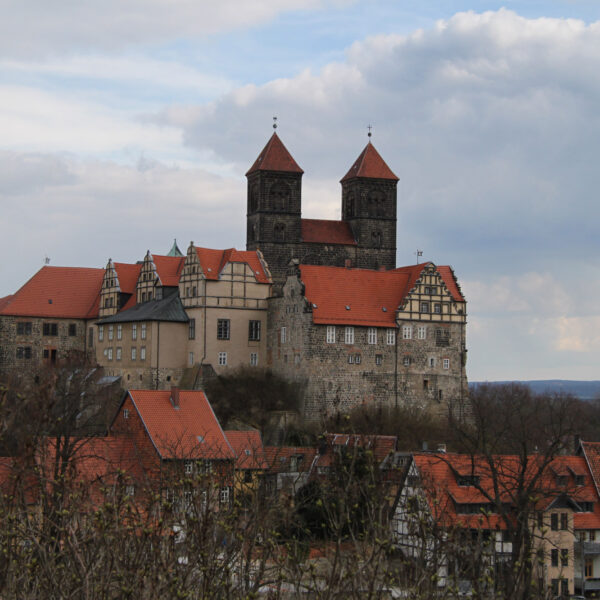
top-left (0, 132), bottom-right (468, 420)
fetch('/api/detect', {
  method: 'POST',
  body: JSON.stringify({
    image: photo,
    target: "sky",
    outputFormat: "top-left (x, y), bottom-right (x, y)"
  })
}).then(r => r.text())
top-left (1, 0), bottom-right (599, 382)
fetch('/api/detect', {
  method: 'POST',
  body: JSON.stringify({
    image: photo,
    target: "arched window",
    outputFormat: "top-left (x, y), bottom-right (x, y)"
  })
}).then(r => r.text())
top-left (372, 231), bottom-right (382, 248)
top-left (270, 181), bottom-right (290, 211)
top-left (274, 223), bottom-right (286, 242)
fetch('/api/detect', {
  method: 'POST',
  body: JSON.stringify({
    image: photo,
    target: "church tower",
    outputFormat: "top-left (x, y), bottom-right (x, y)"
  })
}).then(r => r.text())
top-left (340, 141), bottom-right (398, 270)
top-left (246, 132), bottom-right (303, 285)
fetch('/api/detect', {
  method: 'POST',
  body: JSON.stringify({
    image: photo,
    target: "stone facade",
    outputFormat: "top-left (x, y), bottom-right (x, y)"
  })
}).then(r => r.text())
top-left (268, 263), bottom-right (468, 421)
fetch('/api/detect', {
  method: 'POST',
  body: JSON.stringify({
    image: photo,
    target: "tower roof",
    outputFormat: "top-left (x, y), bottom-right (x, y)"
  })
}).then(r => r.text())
top-left (246, 132), bottom-right (304, 176)
top-left (167, 239), bottom-right (183, 257)
top-left (341, 142), bottom-right (399, 182)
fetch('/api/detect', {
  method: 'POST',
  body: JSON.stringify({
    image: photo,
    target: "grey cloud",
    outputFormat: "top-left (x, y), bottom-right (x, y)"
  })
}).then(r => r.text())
top-left (0, 152), bottom-right (76, 194)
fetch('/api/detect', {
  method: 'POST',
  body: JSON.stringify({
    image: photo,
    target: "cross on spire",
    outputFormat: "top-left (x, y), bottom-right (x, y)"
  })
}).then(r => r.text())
top-left (273, 116), bottom-right (278, 130)
top-left (367, 124), bottom-right (372, 139)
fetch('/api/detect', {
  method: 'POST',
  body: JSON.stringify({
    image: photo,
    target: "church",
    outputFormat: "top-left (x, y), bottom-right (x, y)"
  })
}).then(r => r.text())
top-left (0, 131), bottom-right (468, 421)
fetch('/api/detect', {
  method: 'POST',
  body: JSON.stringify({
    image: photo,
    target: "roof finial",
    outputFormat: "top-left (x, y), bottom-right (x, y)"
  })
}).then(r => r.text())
top-left (44, 255), bottom-right (50, 265)
top-left (273, 116), bottom-right (278, 130)
top-left (415, 249), bottom-right (423, 264)
top-left (367, 124), bottom-right (372, 140)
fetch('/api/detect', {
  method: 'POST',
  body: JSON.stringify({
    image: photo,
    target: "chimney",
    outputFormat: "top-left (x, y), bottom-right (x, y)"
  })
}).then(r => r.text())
top-left (345, 259), bottom-right (352, 269)
top-left (170, 386), bottom-right (180, 408)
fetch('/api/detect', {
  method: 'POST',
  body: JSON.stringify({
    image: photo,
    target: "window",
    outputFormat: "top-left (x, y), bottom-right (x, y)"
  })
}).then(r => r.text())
top-left (435, 329), bottom-right (450, 347)
top-left (140, 346), bottom-right (146, 361)
top-left (280, 327), bottom-right (287, 344)
top-left (250, 352), bottom-right (258, 366)
top-left (65, 323), bottom-right (76, 337)
top-left (220, 487), bottom-right (230, 504)
top-left (457, 475), bottom-right (480, 486)
top-left (551, 548), bottom-right (558, 567)
top-left (586, 558), bottom-right (593, 578)
top-left (433, 303), bottom-right (441, 314)
top-left (116, 347), bottom-right (122, 361)
top-left (107, 348), bottom-right (113, 361)
top-left (560, 512), bottom-right (568, 530)
top-left (590, 530), bottom-right (596, 541)
top-left (345, 327), bottom-right (354, 344)
top-left (368, 327), bottom-right (377, 344)
top-left (355, 354), bottom-right (361, 364)
top-left (561, 579), bottom-right (568, 596)
top-left (403, 356), bottom-right (411, 366)
top-left (141, 323), bottom-right (146, 340)
top-left (561, 548), bottom-right (568, 567)
top-left (184, 461), bottom-right (193, 475)
top-left (326, 326), bottom-right (336, 344)
top-left (443, 358), bottom-right (450, 369)
top-left (43, 323), bottom-right (58, 336)
top-left (132, 324), bottom-right (137, 340)
top-left (576, 475), bottom-right (585, 486)
top-left (402, 325), bottom-right (412, 340)
top-left (188, 352), bottom-right (194, 366)
top-left (556, 474), bottom-right (567, 486)
top-left (16, 347), bottom-right (32, 359)
top-left (98, 325), bottom-right (104, 341)
top-left (192, 286), bottom-right (197, 297)
top-left (125, 485), bottom-right (135, 497)
top-left (16, 322), bottom-right (32, 335)
top-left (551, 513), bottom-right (558, 531)
top-left (108, 325), bottom-right (113, 341)
top-left (217, 319), bottom-right (230, 340)
top-left (189, 318), bottom-right (196, 340)
top-left (123, 409), bottom-right (129, 419)
top-left (428, 357), bottom-right (436, 367)
top-left (375, 354), bottom-right (383, 366)
top-left (248, 320), bottom-right (261, 341)
top-left (417, 326), bottom-right (426, 340)
top-left (218, 352), bottom-right (227, 366)
top-left (386, 328), bottom-right (396, 345)
top-left (116, 325), bottom-right (122, 340)
top-left (348, 355), bottom-right (354, 364)
top-left (131, 347), bottom-right (136, 361)
top-left (420, 302), bottom-right (429, 313)
top-left (551, 580), bottom-right (559, 596)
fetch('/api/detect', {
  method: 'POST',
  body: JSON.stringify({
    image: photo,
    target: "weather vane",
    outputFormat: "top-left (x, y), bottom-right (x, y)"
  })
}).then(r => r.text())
top-left (415, 249), bottom-right (423, 264)
top-left (367, 124), bottom-right (372, 138)
top-left (273, 116), bottom-right (278, 130)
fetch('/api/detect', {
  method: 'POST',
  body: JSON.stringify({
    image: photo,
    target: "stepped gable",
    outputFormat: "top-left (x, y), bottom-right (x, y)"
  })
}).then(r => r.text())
top-left (301, 219), bottom-right (357, 245)
top-left (246, 132), bottom-right (304, 175)
top-left (126, 389), bottom-right (234, 460)
top-left (195, 247), bottom-right (271, 283)
top-left (341, 142), bottom-right (399, 182)
top-left (152, 255), bottom-right (184, 287)
top-left (0, 266), bottom-right (104, 319)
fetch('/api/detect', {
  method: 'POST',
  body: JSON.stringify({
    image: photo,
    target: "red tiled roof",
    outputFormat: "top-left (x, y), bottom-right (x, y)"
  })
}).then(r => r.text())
top-left (264, 446), bottom-right (318, 473)
top-left (0, 295), bottom-right (14, 311)
top-left (151, 255), bottom-right (184, 287)
top-left (225, 430), bottom-right (268, 470)
top-left (195, 247), bottom-right (271, 284)
top-left (436, 266), bottom-right (465, 302)
top-left (246, 133), bottom-right (303, 175)
top-left (301, 219), bottom-right (357, 245)
top-left (413, 453), bottom-right (600, 530)
top-left (114, 262), bottom-right (142, 294)
top-left (580, 441), bottom-right (600, 495)
top-left (128, 389), bottom-right (234, 461)
top-left (324, 433), bottom-right (396, 463)
top-left (341, 142), bottom-right (398, 182)
top-left (298, 263), bottom-right (464, 327)
top-left (0, 266), bottom-right (104, 319)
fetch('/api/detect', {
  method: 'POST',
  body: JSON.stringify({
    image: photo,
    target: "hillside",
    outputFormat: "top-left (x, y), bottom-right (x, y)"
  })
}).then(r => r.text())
top-left (469, 380), bottom-right (600, 401)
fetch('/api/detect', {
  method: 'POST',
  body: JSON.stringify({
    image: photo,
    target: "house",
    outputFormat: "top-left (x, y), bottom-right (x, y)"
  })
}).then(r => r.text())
top-left (263, 446), bottom-right (319, 500)
top-left (392, 452), bottom-right (600, 597)
top-left (268, 262), bottom-right (467, 418)
top-left (110, 387), bottom-right (235, 508)
top-left (225, 430), bottom-right (268, 499)
top-left (0, 266), bottom-right (104, 375)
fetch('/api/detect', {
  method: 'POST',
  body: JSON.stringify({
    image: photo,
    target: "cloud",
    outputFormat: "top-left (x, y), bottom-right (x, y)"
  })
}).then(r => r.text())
top-left (0, 0), bottom-right (341, 58)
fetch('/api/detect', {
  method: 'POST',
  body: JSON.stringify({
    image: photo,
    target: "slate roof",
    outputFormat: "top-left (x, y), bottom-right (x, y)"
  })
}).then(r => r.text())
top-left (0, 266), bottom-right (104, 319)
top-left (298, 263), bottom-right (463, 327)
top-left (225, 430), bottom-right (268, 470)
top-left (301, 219), bottom-right (357, 246)
top-left (341, 142), bottom-right (399, 182)
top-left (246, 133), bottom-right (304, 175)
top-left (127, 389), bottom-right (234, 460)
top-left (97, 292), bottom-right (188, 324)
top-left (412, 453), bottom-right (600, 530)
top-left (195, 247), bottom-right (271, 284)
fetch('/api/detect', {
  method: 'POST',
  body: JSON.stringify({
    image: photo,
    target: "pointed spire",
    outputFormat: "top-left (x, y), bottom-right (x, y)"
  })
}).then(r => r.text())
top-left (341, 143), bottom-right (398, 182)
top-left (246, 132), bottom-right (304, 176)
top-left (167, 238), bottom-right (183, 257)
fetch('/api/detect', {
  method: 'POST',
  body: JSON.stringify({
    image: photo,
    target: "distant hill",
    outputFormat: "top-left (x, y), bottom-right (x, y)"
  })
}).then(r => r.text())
top-left (469, 380), bottom-right (600, 401)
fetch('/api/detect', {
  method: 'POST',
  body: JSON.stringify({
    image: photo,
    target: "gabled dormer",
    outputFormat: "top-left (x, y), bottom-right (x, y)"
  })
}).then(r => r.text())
top-left (179, 242), bottom-right (205, 308)
top-left (396, 263), bottom-right (466, 324)
top-left (99, 259), bottom-right (120, 317)
top-left (137, 251), bottom-right (159, 304)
